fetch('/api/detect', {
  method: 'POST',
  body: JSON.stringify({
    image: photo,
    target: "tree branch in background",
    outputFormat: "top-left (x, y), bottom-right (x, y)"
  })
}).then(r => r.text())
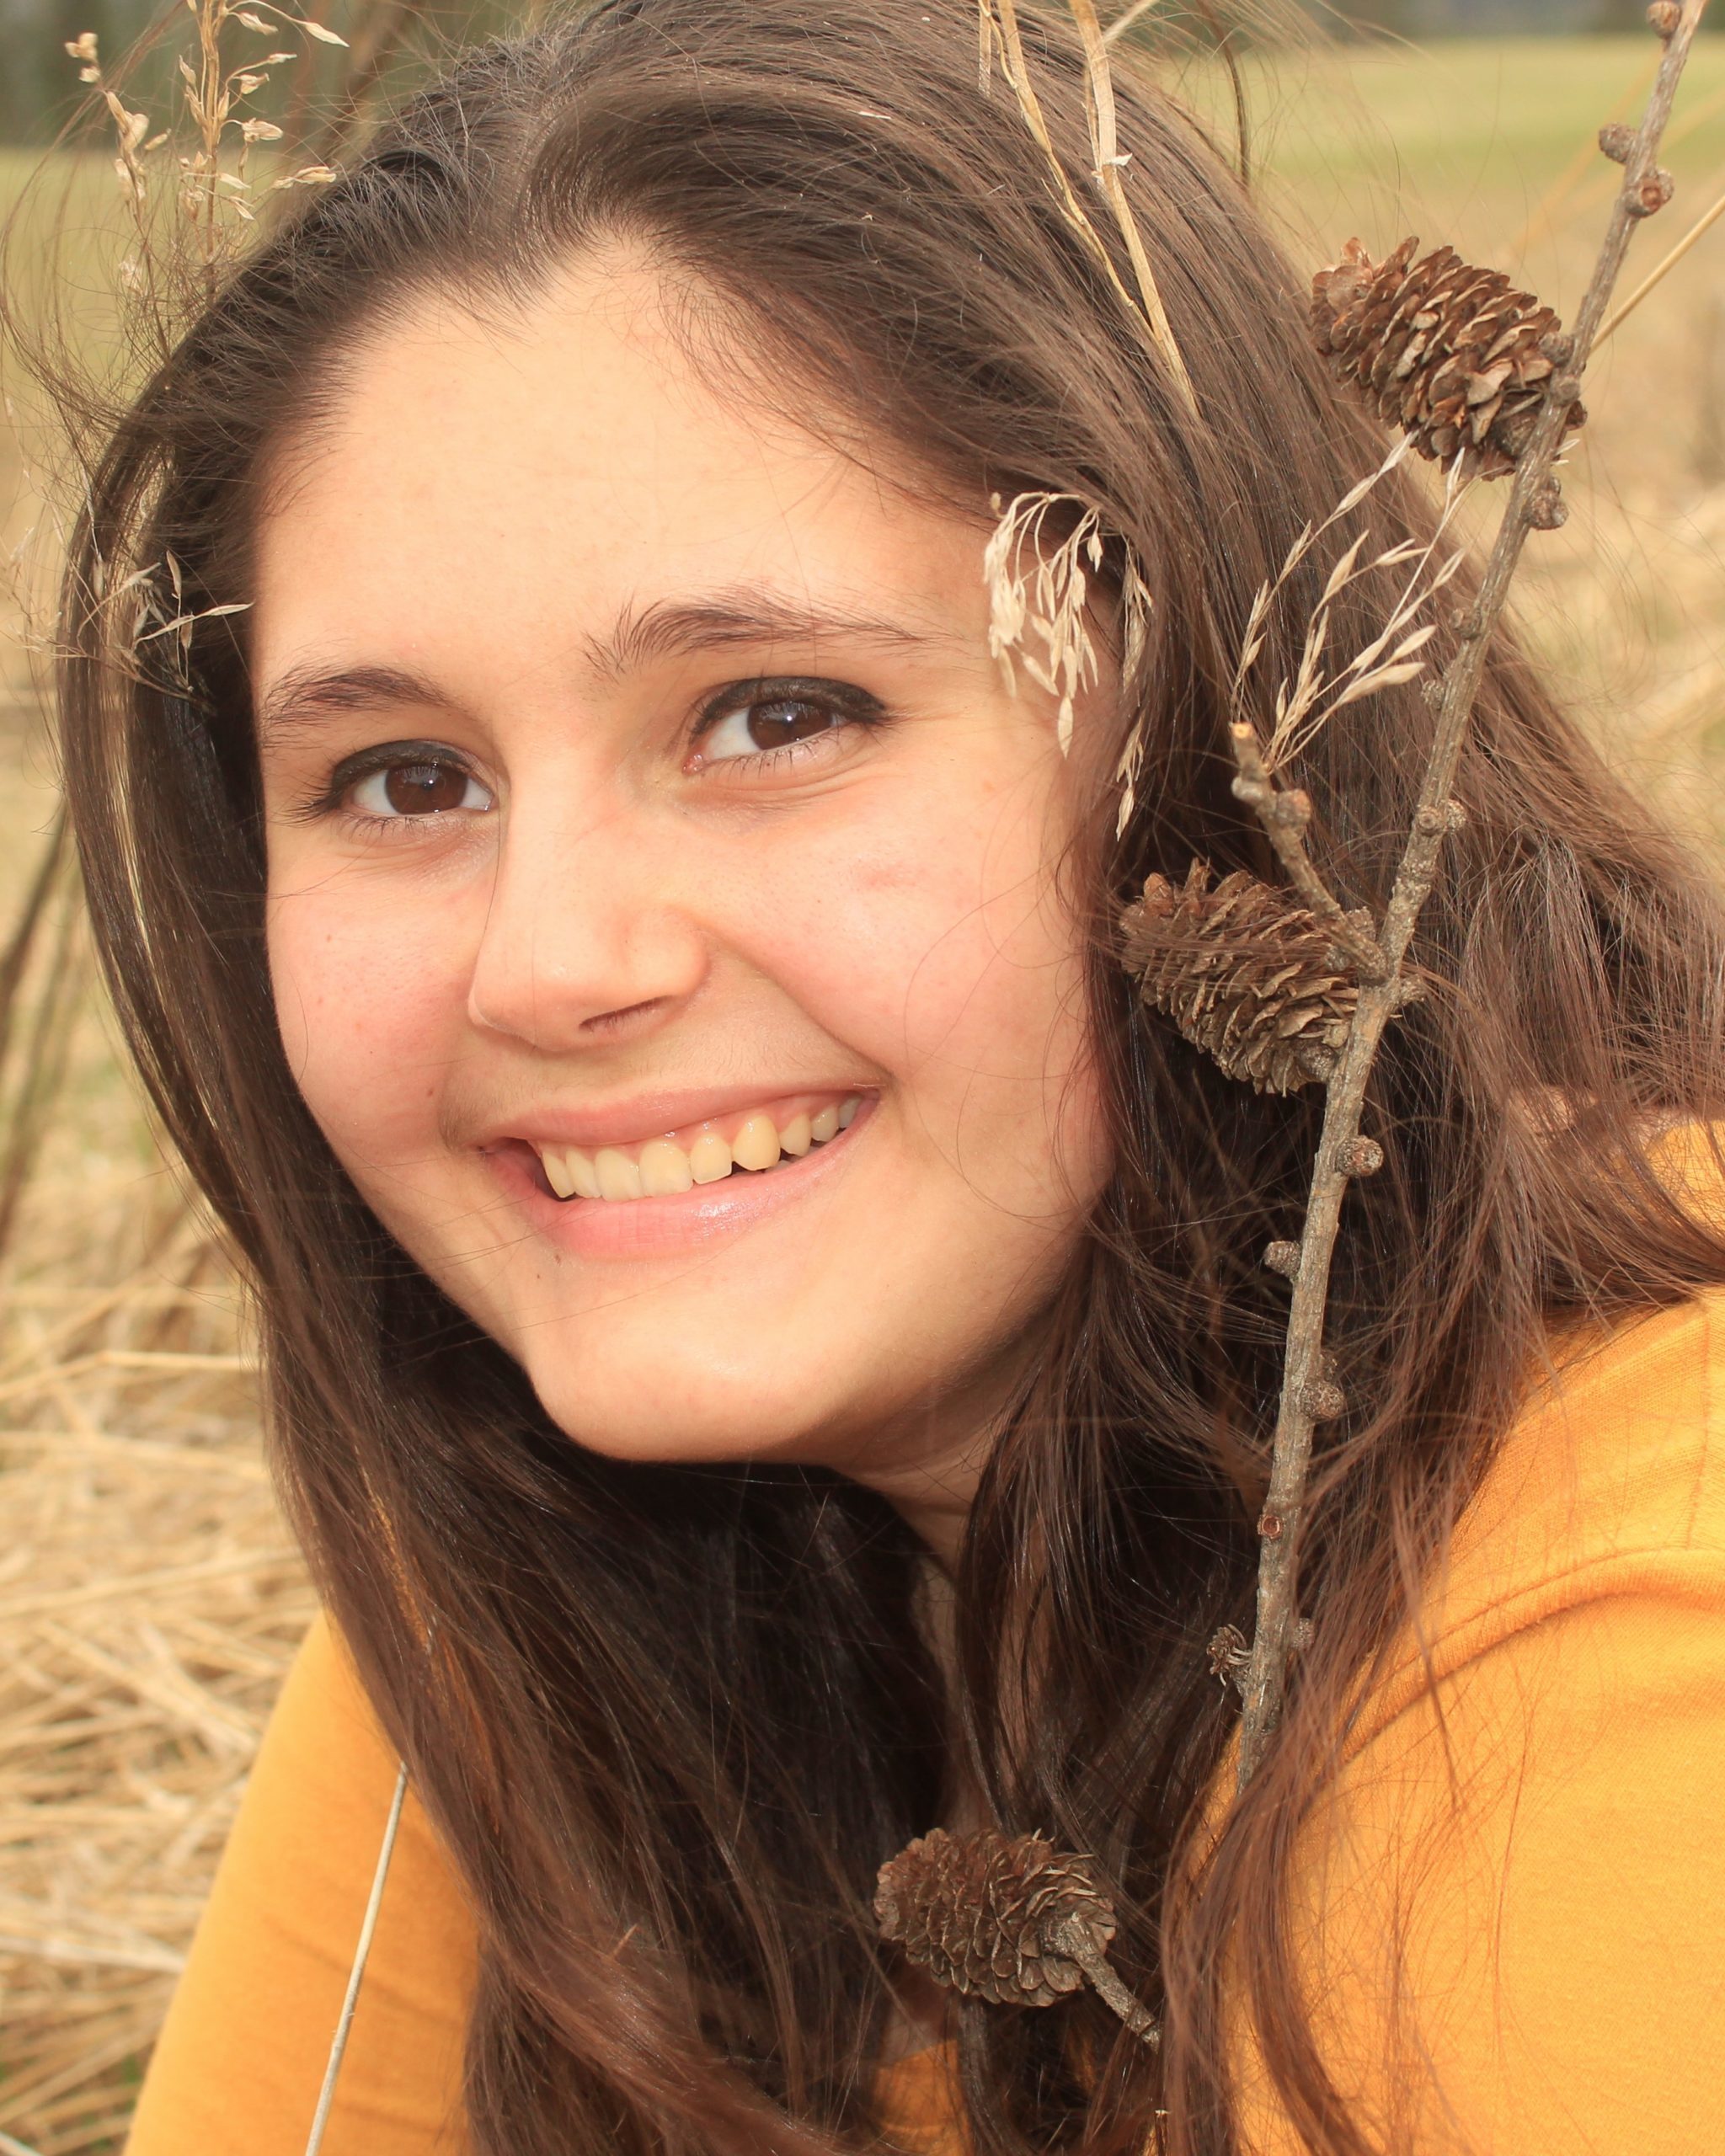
top-left (1231, 0), bottom-right (1712, 1786)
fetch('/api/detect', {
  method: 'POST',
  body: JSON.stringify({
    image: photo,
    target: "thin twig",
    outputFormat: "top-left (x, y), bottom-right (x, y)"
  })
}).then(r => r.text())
top-left (1048, 1914), bottom-right (1162, 2044)
top-left (303, 1759), bottom-right (408, 2155)
top-left (1226, 726), bottom-right (1389, 981)
top-left (1233, 0), bottom-right (1712, 1790)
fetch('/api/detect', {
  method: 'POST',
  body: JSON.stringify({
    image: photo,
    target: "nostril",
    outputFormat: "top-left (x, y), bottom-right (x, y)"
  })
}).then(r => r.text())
top-left (579, 996), bottom-right (674, 1037)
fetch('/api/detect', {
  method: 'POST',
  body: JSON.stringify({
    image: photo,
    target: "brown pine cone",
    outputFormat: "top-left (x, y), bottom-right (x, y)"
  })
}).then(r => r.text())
top-left (1311, 236), bottom-right (1584, 479)
top-left (874, 1828), bottom-right (1116, 2008)
top-left (1120, 862), bottom-right (1367, 1094)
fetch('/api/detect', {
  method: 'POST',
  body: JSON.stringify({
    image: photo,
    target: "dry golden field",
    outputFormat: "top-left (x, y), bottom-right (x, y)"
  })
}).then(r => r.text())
top-left (3, 27), bottom-right (1725, 2153)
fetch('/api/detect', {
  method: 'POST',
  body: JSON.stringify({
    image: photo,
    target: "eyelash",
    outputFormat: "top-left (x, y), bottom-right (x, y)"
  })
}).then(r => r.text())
top-left (286, 739), bottom-right (488, 837)
top-left (687, 676), bottom-right (887, 773)
top-left (289, 679), bottom-right (888, 833)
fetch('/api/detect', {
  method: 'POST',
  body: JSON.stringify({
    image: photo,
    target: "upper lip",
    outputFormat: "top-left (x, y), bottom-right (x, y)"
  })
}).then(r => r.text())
top-left (471, 1082), bottom-right (873, 1155)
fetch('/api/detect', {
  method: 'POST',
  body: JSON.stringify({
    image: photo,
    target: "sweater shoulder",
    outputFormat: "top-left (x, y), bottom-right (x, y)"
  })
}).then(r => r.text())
top-left (1354, 1281), bottom-right (1725, 1747)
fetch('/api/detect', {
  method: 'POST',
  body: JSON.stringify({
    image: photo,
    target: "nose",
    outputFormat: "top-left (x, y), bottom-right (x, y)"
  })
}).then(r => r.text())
top-left (465, 790), bottom-right (709, 1051)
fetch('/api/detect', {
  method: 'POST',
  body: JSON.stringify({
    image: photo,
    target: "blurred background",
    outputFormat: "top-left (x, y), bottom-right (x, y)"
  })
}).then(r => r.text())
top-left (3, 2), bottom-right (1723, 2148)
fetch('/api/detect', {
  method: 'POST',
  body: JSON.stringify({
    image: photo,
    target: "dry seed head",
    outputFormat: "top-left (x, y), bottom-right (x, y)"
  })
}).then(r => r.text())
top-left (1121, 862), bottom-right (1373, 1095)
top-left (1311, 237), bottom-right (1585, 480)
top-left (984, 491), bottom-right (1150, 765)
top-left (66, 28), bottom-right (100, 82)
top-left (1207, 1623), bottom-right (1250, 1691)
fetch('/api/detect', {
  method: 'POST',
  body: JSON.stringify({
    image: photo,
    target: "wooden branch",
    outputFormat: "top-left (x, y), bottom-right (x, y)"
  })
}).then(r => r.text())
top-left (1227, 724), bottom-right (1390, 983)
top-left (1231, 0), bottom-right (1712, 1791)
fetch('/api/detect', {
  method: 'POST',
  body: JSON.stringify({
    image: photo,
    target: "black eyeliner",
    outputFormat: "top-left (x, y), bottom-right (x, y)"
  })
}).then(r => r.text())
top-left (690, 675), bottom-right (889, 739)
top-left (286, 738), bottom-right (473, 822)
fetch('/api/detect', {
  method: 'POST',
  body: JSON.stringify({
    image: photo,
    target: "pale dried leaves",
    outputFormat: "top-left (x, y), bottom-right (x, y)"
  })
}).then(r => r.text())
top-left (121, 552), bottom-right (251, 683)
top-left (984, 489), bottom-right (1151, 782)
top-left (1235, 439), bottom-right (1469, 775)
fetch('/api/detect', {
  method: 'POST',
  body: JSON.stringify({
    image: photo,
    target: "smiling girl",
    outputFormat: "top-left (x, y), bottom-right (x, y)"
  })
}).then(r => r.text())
top-left (49, 3), bottom-right (1725, 2153)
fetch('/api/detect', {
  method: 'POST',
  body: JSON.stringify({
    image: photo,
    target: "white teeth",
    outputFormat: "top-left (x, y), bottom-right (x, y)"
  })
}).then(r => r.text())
top-left (731, 1113), bottom-right (782, 1172)
top-left (538, 1095), bottom-right (865, 1201)
top-left (638, 1139), bottom-right (694, 1196)
top-left (594, 1147), bottom-right (644, 1201)
top-left (688, 1130), bottom-right (734, 1184)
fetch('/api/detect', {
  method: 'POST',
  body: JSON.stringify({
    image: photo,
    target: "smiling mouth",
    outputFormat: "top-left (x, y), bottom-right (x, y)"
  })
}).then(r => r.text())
top-left (522, 1091), bottom-right (864, 1204)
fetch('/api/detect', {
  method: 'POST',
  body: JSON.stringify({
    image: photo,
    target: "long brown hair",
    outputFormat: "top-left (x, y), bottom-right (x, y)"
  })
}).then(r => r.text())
top-left (45, 4), bottom-right (1725, 2151)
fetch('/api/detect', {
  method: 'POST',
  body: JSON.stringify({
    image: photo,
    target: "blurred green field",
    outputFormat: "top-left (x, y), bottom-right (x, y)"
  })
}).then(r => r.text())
top-left (3, 25), bottom-right (1725, 2155)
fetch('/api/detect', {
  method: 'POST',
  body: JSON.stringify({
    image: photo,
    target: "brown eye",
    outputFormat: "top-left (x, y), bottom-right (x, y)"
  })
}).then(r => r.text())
top-left (743, 697), bottom-right (838, 750)
top-left (695, 680), bottom-right (884, 769)
top-left (383, 760), bottom-right (469, 814)
top-left (348, 757), bottom-right (492, 820)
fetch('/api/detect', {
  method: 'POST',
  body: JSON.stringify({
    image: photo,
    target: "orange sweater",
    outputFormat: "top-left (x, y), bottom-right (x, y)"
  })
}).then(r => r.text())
top-left (126, 1283), bottom-right (1725, 2155)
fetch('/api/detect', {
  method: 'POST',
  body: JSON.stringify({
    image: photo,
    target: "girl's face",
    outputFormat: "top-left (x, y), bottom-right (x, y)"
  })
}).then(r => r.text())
top-left (254, 248), bottom-right (1113, 1532)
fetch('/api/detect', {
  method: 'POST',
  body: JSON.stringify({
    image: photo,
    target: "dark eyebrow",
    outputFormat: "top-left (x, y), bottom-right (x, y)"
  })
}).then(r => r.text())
top-left (257, 590), bottom-right (956, 741)
top-left (256, 662), bottom-right (448, 745)
top-left (580, 591), bottom-right (953, 678)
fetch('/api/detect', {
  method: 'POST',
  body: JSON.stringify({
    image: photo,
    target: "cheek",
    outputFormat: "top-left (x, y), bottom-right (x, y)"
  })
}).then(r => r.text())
top-left (744, 776), bottom-right (1103, 1197)
top-left (266, 872), bottom-right (472, 1169)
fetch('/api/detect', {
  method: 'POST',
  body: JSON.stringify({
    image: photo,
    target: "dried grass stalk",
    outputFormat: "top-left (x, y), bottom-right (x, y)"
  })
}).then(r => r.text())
top-left (980, 0), bottom-right (1195, 408)
top-left (0, 1170), bottom-right (307, 2155)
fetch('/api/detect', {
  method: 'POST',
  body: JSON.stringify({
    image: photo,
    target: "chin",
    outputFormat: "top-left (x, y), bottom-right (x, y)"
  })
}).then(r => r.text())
top-left (515, 1339), bottom-right (857, 1472)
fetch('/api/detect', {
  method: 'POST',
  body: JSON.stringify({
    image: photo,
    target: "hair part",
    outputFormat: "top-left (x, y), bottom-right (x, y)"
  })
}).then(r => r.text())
top-left (43, 3), bottom-right (1725, 2152)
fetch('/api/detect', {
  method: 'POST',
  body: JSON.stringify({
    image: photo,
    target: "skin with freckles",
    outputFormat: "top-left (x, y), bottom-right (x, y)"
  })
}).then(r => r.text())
top-left (255, 246), bottom-right (1114, 1560)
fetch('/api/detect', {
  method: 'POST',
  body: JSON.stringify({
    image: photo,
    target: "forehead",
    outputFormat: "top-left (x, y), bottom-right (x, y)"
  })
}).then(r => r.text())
top-left (251, 248), bottom-right (982, 681)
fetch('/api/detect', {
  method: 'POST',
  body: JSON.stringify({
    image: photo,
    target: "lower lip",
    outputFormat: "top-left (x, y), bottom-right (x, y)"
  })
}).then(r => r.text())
top-left (485, 1101), bottom-right (873, 1260)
